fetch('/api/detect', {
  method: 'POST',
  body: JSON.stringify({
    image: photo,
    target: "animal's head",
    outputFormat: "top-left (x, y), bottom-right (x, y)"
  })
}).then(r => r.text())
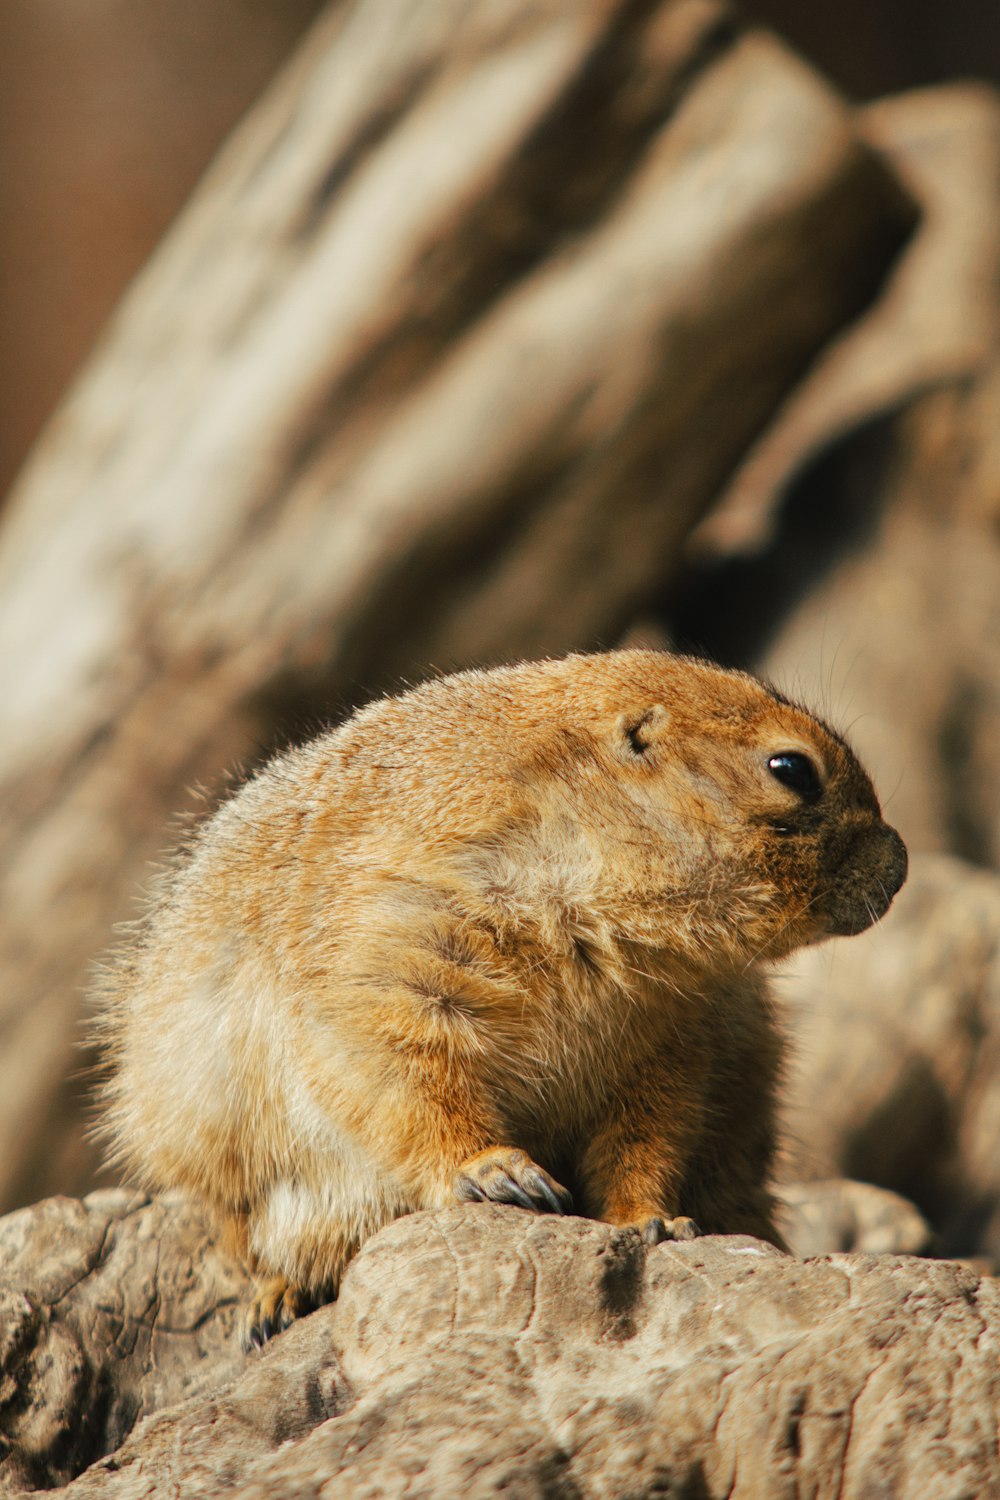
top-left (521, 651), bottom-right (907, 969)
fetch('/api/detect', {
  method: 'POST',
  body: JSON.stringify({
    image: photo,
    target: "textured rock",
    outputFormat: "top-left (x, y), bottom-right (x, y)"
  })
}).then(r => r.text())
top-left (0, 1192), bottom-right (249, 1491)
top-left (781, 853), bottom-right (1000, 1260)
top-left (3, 1192), bottom-right (998, 1498)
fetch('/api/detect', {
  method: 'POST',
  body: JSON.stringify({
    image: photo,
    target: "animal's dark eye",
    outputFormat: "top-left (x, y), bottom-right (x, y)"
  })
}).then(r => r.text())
top-left (767, 752), bottom-right (822, 803)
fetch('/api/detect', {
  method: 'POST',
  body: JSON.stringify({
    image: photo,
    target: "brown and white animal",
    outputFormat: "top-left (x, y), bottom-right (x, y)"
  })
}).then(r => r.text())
top-left (95, 650), bottom-right (907, 1345)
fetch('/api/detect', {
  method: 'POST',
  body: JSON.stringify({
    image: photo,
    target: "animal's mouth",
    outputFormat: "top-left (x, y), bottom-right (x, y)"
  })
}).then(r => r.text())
top-left (822, 822), bottom-right (908, 937)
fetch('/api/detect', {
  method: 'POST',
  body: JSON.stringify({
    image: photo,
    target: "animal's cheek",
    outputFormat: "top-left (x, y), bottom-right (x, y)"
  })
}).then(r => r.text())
top-left (743, 834), bottom-right (825, 930)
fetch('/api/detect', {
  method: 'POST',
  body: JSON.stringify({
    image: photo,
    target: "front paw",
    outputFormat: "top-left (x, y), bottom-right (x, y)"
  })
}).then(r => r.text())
top-left (453, 1146), bottom-right (573, 1215)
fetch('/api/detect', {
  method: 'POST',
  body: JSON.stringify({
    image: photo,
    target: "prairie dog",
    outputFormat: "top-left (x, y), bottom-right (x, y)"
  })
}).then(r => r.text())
top-left (95, 650), bottom-right (907, 1345)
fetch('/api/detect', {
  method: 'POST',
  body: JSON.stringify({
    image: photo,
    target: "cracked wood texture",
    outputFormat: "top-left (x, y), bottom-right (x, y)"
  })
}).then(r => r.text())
top-left (0, 0), bottom-right (913, 1213)
top-left (1, 1194), bottom-right (997, 1497)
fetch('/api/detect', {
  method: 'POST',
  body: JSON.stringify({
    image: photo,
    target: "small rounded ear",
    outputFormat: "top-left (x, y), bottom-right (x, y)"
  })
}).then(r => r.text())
top-left (618, 704), bottom-right (670, 758)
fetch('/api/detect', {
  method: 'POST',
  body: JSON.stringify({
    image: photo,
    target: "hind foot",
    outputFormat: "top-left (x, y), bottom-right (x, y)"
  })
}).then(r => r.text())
top-left (243, 1275), bottom-right (331, 1351)
top-left (453, 1146), bottom-right (573, 1214)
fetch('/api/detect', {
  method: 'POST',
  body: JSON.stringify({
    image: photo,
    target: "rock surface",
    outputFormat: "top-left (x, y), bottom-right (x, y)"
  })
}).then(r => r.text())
top-left (0, 1192), bottom-right (249, 1492)
top-left (1, 1193), bottom-right (997, 1499)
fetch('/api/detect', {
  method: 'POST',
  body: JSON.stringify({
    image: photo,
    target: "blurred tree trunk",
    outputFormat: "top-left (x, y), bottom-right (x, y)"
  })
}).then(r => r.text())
top-left (0, 0), bottom-right (913, 1210)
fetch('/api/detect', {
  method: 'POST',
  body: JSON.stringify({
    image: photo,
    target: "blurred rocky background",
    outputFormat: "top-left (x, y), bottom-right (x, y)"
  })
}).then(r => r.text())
top-left (2, 0), bottom-right (1000, 1493)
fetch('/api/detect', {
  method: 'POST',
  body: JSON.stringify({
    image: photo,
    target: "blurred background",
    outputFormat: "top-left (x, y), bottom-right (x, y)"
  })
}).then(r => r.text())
top-left (1, 0), bottom-right (999, 1265)
top-left (3, 0), bottom-right (999, 500)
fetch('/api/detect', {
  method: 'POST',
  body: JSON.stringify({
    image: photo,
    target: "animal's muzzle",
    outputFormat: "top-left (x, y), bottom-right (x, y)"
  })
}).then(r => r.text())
top-left (824, 823), bottom-right (908, 937)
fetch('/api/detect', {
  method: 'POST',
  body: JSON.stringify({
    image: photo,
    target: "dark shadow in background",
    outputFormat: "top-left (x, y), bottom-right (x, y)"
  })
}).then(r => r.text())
top-left (752, 0), bottom-right (1000, 101)
top-left (665, 415), bottom-right (897, 671)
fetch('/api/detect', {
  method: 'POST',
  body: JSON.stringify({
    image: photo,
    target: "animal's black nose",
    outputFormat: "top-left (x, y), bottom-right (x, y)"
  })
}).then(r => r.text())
top-left (824, 821), bottom-right (909, 937)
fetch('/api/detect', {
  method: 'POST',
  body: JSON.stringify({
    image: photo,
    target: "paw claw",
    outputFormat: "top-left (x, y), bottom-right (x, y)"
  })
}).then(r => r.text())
top-left (643, 1216), bottom-right (668, 1245)
top-left (494, 1174), bottom-right (537, 1211)
top-left (243, 1276), bottom-right (322, 1352)
top-left (524, 1168), bottom-right (572, 1215)
top-left (454, 1148), bottom-right (572, 1216)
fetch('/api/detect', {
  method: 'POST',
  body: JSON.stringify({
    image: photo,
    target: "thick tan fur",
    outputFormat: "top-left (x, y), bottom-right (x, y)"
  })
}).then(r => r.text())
top-left (94, 650), bottom-right (906, 1343)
